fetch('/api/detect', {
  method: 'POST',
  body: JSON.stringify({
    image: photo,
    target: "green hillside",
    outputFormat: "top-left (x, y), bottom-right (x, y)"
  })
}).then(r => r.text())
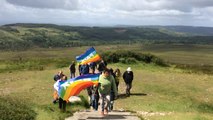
top-left (0, 23), bottom-right (213, 50)
top-left (144, 25), bottom-right (213, 36)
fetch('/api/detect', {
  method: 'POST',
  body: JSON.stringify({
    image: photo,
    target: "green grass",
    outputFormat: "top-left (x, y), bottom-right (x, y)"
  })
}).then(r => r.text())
top-left (0, 96), bottom-right (37, 120)
top-left (108, 63), bottom-right (213, 120)
top-left (0, 63), bottom-right (212, 120)
top-left (0, 45), bottom-right (213, 120)
top-left (0, 68), bottom-right (89, 120)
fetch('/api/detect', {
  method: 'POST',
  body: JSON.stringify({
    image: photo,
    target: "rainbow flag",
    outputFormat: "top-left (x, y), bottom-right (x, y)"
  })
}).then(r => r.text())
top-left (76, 47), bottom-right (101, 65)
top-left (59, 74), bottom-right (100, 101)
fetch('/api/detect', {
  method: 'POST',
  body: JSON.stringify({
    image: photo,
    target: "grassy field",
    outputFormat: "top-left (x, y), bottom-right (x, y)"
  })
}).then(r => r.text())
top-left (1, 44), bottom-right (213, 65)
top-left (140, 44), bottom-right (213, 66)
top-left (0, 44), bottom-right (213, 120)
top-left (0, 63), bottom-right (212, 120)
top-left (110, 63), bottom-right (213, 120)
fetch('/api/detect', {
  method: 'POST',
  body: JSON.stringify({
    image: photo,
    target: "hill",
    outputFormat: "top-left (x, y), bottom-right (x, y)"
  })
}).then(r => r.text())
top-left (144, 25), bottom-right (213, 36)
top-left (0, 23), bottom-right (213, 50)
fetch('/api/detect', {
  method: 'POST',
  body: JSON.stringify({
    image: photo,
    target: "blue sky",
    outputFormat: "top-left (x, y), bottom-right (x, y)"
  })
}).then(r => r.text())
top-left (1, 0), bottom-right (213, 26)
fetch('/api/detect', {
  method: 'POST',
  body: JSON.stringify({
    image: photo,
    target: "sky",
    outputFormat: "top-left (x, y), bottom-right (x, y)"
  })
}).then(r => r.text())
top-left (0, 0), bottom-right (213, 27)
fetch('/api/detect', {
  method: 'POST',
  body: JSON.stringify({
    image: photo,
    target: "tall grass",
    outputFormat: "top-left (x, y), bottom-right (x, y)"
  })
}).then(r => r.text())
top-left (0, 58), bottom-right (72, 73)
top-left (0, 96), bottom-right (37, 120)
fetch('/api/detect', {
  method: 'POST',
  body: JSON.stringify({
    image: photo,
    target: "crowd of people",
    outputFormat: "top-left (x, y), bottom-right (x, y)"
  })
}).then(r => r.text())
top-left (53, 60), bottom-right (134, 116)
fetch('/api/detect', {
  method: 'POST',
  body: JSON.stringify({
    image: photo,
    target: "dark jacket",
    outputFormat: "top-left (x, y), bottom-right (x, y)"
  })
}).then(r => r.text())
top-left (80, 64), bottom-right (89, 75)
top-left (98, 61), bottom-right (107, 72)
top-left (70, 63), bottom-right (76, 73)
top-left (123, 71), bottom-right (134, 84)
top-left (89, 62), bottom-right (97, 70)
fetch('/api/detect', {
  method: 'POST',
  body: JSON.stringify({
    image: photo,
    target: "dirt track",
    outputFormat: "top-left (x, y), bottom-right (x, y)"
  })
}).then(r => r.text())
top-left (65, 110), bottom-right (141, 120)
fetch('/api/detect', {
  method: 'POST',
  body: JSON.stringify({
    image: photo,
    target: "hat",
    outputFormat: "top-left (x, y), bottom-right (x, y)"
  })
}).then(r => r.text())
top-left (127, 67), bottom-right (132, 71)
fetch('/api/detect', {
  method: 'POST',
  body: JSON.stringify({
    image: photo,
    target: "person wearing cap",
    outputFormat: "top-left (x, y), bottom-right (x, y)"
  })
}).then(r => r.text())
top-left (123, 67), bottom-right (134, 97)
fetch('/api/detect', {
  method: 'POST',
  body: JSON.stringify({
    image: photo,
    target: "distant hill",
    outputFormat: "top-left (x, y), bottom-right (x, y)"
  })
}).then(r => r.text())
top-left (0, 23), bottom-right (213, 50)
top-left (143, 25), bottom-right (213, 36)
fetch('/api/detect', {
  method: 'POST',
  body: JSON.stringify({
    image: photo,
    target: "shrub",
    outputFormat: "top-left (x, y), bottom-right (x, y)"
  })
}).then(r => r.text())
top-left (151, 57), bottom-right (168, 66)
top-left (101, 50), bottom-right (167, 66)
top-left (125, 57), bottom-right (137, 64)
top-left (0, 96), bottom-right (37, 120)
top-left (119, 58), bottom-right (126, 64)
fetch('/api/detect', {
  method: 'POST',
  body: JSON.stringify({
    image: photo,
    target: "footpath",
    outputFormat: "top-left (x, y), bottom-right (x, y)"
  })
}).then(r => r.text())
top-left (65, 110), bottom-right (141, 120)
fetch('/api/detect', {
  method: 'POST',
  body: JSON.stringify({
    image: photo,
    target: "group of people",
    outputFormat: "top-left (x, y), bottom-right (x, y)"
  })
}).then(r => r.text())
top-left (53, 60), bottom-right (134, 117)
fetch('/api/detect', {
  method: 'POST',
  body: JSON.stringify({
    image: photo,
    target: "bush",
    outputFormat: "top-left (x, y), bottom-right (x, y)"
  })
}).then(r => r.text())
top-left (151, 57), bottom-right (168, 66)
top-left (0, 96), bottom-right (37, 120)
top-left (119, 58), bottom-right (126, 64)
top-left (101, 50), bottom-right (167, 66)
top-left (125, 57), bottom-right (137, 64)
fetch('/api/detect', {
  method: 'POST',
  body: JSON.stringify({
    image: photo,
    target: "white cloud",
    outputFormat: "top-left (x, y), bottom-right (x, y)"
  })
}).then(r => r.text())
top-left (0, 0), bottom-right (213, 26)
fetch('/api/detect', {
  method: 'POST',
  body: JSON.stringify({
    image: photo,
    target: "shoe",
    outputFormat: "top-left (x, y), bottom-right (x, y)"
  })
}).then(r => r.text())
top-left (53, 100), bottom-right (57, 104)
top-left (111, 105), bottom-right (113, 110)
top-left (104, 108), bottom-right (108, 115)
top-left (101, 111), bottom-right (105, 117)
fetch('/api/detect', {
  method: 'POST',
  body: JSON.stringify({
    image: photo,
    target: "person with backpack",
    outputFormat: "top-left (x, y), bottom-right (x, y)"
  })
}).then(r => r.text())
top-left (98, 68), bottom-right (117, 117)
top-left (54, 75), bottom-right (68, 112)
top-left (69, 61), bottom-right (76, 78)
top-left (123, 67), bottom-right (134, 97)
top-left (52, 71), bottom-right (64, 104)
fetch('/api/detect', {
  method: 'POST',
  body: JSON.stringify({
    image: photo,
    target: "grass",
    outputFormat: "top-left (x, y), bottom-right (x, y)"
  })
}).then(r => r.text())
top-left (0, 44), bottom-right (213, 119)
top-left (108, 63), bottom-right (213, 120)
top-left (1, 62), bottom-right (211, 120)
top-left (0, 68), bottom-right (89, 120)
top-left (0, 96), bottom-right (37, 120)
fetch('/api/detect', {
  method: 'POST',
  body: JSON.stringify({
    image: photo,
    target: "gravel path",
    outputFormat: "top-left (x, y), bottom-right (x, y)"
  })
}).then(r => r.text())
top-left (65, 110), bottom-right (141, 120)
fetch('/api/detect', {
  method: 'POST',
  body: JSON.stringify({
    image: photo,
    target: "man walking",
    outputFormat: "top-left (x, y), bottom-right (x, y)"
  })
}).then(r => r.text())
top-left (123, 67), bottom-right (134, 97)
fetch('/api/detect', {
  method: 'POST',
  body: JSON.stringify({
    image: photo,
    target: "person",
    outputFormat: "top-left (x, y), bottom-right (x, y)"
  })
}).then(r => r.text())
top-left (80, 63), bottom-right (89, 75)
top-left (91, 84), bottom-right (99, 111)
top-left (109, 68), bottom-right (116, 78)
top-left (98, 68), bottom-right (117, 117)
top-left (114, 68), bottom-right (121, 91)
top-left (109, 68), bottom-right (116, 111)
top-left (53, 71), bottom-right (64, 81)
top-left (80, 63), bottom-right (92, 108)
top-left (89, 62), bottom-right (97, 74)
top-left (98, 60), bottom-right (107, 73)
top-left (78, 64), bottom-right (81, 75)
top-left (52, 71), bottom-right (64, 104)
top-left (54, 75), bottom-right (68, 112)
top-left (69, 61), bottom-right (76, 78)
top-left (123, 67), bottom-right (134, 97)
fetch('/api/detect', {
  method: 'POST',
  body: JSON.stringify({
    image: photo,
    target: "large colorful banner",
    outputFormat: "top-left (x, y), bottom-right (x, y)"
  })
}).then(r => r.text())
top-left (59, 74), bottom-right (100, 101)
top-left (76, 47), bottom-right (101, 65)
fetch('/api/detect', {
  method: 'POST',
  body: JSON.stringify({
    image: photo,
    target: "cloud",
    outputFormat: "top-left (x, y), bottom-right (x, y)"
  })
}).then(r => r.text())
top-left (0, 0), bottom-right (213, 26)
top-left (6, 0), bottom-right (79, 10)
